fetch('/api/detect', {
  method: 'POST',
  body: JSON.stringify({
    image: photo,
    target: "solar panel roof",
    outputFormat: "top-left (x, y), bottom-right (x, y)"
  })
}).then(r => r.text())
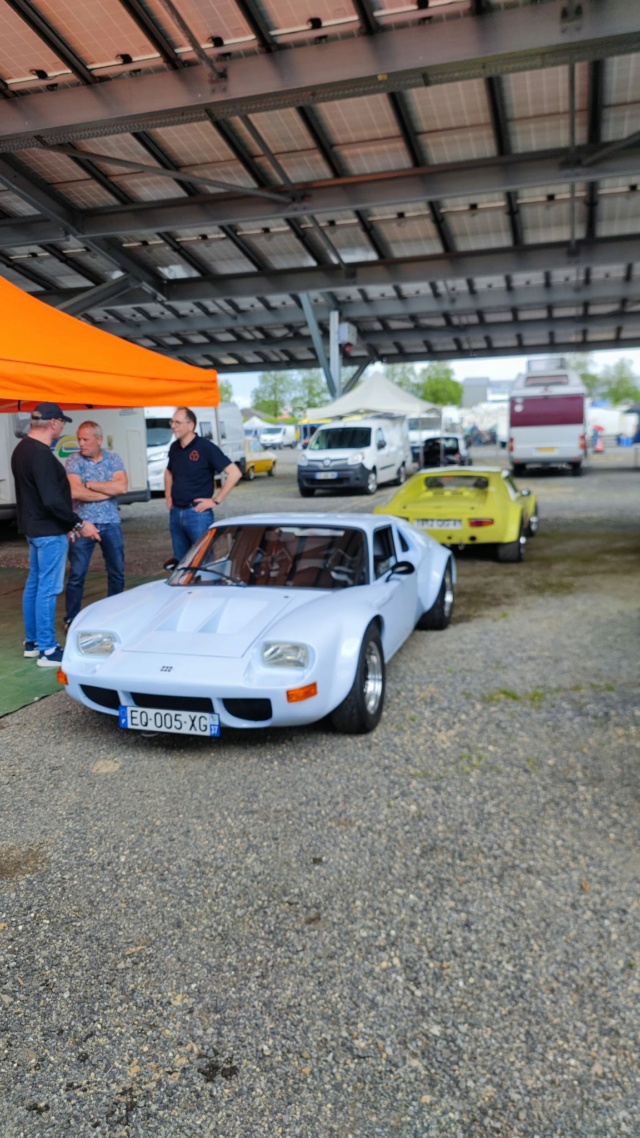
top-left (0, 0), bottom-right (639, 394)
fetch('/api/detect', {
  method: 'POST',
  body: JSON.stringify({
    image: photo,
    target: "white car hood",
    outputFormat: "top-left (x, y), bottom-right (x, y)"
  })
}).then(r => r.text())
top-left (122, 586), bottom-right (314, 660)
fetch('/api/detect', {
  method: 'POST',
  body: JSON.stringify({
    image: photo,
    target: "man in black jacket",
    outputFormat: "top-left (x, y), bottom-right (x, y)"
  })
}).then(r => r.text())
top-left (11, 403), bottom-right (100, 667)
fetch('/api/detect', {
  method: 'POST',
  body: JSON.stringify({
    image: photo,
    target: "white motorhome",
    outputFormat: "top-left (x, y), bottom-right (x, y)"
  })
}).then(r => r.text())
top-left (508, 358), bottom-right (588, 475)
top-left (297, 415), bottom-right (412, 496)
top-left (145, 403), bottom-right (245, 492)
top-left (0, 407), bottom-right (149, 524)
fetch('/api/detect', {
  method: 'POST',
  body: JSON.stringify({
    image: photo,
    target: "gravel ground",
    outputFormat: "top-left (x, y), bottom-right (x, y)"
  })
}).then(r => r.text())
top-left (0, 454), bottom-right (638, 1138)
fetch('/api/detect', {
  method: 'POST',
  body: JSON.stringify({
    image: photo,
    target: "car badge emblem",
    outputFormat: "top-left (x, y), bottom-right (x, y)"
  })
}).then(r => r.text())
top-left (160, 665), bottom-right (173, 672)
top-left (323, 458), bottom-right (331, 467)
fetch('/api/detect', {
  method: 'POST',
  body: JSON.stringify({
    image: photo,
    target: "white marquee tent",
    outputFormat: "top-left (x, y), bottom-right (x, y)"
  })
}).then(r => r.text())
top-left (306, 373), bottom-right (441, 423)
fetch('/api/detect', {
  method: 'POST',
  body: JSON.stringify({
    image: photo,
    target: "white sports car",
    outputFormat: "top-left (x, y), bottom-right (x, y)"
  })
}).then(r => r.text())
top-left (59, 514), bottom-right (455, 736)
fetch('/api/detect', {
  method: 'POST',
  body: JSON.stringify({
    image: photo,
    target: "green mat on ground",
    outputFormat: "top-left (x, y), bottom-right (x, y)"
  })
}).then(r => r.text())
top-left (0, 569), bottom-right (160, 718)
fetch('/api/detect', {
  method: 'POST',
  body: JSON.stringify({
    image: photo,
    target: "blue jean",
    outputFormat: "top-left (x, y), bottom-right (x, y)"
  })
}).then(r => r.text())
top-left (23, 534), bottom-right (68, 653)
top-left (65, 523), bottom-right (125, 624)
top-left (169, 506), bottom-right (214, 561)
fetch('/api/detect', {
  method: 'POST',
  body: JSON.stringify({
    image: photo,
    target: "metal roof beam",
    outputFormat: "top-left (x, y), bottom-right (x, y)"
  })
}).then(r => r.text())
top-left (33, 236), bottom-right (640, 308)
top-left (142, 311), bottom-right (640, 358)
top-left (109, 278), bottom-right (639, 338)
top-left (1, 2), bottom-right (637, 148)
top-left (2, 147), bottom-right (639, 247)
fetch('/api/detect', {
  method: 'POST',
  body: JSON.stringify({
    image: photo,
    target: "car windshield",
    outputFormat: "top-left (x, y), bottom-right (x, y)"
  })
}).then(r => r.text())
top-left (310, 427), bottom-right (371, 450)
top-left (424, 475), bottom-right (489, 490)
top-left (167, 524), bottom-right (369, 589)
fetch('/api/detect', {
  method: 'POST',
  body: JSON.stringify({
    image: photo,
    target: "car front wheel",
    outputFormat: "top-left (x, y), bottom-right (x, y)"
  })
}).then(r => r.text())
top-left (330, 624), bottom-right (385, 734)
top-left (299, 485), bottom-right (315, 497)
top-left (416, 561), bottom-right (454, 630)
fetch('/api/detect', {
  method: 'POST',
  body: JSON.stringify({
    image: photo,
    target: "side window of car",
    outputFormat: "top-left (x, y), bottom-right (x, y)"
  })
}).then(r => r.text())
top-left (372, 527), bottom-right (395, 578)
top-left (376, 428), bottom-right (386, 449)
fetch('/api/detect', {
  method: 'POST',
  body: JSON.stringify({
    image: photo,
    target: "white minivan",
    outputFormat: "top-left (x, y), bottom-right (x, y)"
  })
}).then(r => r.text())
top-left (259, 424), bottom-right (297, 449)
top-left (297, 415), bottom-right (412, 496)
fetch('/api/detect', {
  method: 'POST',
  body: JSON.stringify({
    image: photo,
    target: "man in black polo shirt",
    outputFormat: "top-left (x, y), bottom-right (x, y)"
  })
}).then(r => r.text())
top-left (164, 406), bottom-right (242, 561)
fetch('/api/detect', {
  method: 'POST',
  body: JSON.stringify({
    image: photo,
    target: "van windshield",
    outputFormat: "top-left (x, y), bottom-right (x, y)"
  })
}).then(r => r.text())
top-left (310, 427), bottom-right (371, 450)
top-left (146, 421), bottom-right (172, 446)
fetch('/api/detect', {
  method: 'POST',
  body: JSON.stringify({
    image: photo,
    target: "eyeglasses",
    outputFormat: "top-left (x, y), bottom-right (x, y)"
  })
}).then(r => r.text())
top-left (170, 419), bottom-right (188, 425)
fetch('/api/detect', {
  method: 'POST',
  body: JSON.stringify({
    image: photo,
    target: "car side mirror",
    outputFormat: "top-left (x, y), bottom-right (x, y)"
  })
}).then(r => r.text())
top-left (163, 557), bottom-right (178, 571)
top-left (388, 560), bottom-right (415, 577)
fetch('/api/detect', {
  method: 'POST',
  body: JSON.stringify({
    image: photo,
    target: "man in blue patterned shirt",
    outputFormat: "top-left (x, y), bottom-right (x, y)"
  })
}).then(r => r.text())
top-left (64, 420), bottom-right (128, 628)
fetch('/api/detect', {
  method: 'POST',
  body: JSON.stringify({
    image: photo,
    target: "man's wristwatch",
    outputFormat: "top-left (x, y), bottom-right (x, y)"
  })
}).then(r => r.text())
top-left (73, 520), bottom-right (85, 532)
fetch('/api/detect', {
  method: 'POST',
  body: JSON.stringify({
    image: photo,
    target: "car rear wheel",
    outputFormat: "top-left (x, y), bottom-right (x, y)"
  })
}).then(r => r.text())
top-left (416, 561), bottom-right (454, 630)
top-left (526, 505), bottom-right (539, 536)
top-left (267, 463), bottom-right (276, 477)
top-left (365, 469), bottom-right (378, 495)
top-left (497, 525), bottom-right (526, 562)
top-left (245, 465), bottom-right (256, 481)
top-left (330, 624), bottom-right (385, 734)
top-left (571, 461), bottom-right (582, 476)
top-left (299, 485), bottom-right (315, 497)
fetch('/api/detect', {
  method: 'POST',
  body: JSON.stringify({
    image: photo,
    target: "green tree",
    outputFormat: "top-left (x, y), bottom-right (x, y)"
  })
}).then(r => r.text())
top-left (290, 369), bottom-right (329, 415)
top-left (418, 362), bottom-right (462, 406)
top-left (216, 377), bottom-right (234, 403)
top-left (598, 358), bottom-right (640, 405)
top-left (384, 364), bottom-right (421, 395)
top-left (565, 354), bottom-right (600, 398)
top-left (251, 371), bottom-right (296, 418)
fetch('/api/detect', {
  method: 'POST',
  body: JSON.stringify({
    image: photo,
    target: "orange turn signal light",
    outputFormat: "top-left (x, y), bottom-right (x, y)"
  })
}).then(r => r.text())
top-left (57, 668), bottom-right (68, 685)
top-left (469, 518), bottom-right (494, 527)
top-left (286, 682), bottom-right (318, 703)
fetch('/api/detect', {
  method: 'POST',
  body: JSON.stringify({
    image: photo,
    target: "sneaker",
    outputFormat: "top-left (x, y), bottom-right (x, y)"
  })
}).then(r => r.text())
top-left (37, 645), bottom-right (64, 668)
top-left (23, 640), bottom-right (39, 658)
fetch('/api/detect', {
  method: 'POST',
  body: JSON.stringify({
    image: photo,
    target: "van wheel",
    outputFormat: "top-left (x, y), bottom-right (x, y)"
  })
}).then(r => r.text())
top-left (365, 469), bottom-right (378, 495)
top-left (299, 485), bottom-right (315, 498)
top-left (395, 464), bottom-right (406, 486)
top-left (570, 461), bottom-right (582, 476)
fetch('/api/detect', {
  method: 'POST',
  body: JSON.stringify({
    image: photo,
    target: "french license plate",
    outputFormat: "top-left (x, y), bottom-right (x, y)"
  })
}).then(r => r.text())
top-left (418, 519), bottom-right (462, 529)
top-left (119, 706), bottom-right (220, 736)
top-left (315, 471), bottom-right (338, 480)
top-left (536, 446), bottom-right (557, 453)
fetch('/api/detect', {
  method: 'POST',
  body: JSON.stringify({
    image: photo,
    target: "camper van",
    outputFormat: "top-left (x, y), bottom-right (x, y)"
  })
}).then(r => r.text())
top-left (509, 358), bottom-right (588, 475)
top-left (0, 407), bottom-right (149, 524)
top-left (145, 403), bottom-right (245, 492)
top-left (297, 415), bottom-right (412, 496)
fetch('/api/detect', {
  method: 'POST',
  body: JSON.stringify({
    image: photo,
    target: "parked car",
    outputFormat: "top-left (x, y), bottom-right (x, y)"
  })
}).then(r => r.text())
top-left (259, 424), bottom-right (297, 449)
top-left (58, 513), bottom-right (455, 736)
top-left (298, 416), bottom-right (411, 496)
top-left (420, 434), bottom-right (472, 467)
top-left (243, 438), bottom-right (277, 480)
top-left (375, 467), bottom-right (538, 562)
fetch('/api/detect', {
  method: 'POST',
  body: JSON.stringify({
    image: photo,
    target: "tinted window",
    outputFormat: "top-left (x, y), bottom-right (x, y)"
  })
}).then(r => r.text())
top-left (310, 427), bottom-right (371, 450)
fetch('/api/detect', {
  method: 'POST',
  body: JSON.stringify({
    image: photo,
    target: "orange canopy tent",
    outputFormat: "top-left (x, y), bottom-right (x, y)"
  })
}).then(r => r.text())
top-left (0, 276), bottom-right (218, 411)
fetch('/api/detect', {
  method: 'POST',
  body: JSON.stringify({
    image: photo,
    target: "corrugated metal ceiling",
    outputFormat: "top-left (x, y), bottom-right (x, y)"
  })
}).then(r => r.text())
top-left (0, 0), bottom-right (638, 389)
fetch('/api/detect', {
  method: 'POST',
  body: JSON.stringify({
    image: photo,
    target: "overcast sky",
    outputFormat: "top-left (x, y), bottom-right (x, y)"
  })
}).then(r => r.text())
top-left (224, 347), bottom-right (640, 407)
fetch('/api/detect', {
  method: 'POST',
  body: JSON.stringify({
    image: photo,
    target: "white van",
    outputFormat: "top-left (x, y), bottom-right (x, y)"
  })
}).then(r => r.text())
top-left (0, 407), bottom-right (149, 523)
top-left (259, 424), bottom-right (297, 449)
top-left (297, 415), bottom-right (412, 496)
top-left (145, 403), bottom-right (245, 492)
top-left (508, 358), bottom-right (587, 475)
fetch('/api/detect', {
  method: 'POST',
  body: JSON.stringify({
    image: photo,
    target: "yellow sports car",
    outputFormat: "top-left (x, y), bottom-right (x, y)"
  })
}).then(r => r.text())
top-left (375, 467), bottom-right (539, 562)
top-left (243, 438), bottom-right (277, 480)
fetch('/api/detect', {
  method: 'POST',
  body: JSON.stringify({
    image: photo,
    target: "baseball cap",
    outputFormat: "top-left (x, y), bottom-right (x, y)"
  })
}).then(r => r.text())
top-left (31, 402), bottom-right (72, 423)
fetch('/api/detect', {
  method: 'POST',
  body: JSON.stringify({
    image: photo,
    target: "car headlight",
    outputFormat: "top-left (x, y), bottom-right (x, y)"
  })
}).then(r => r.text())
top-left (347, 450), bottom-right (365, 465)
top-left (77, 631), bottom-right (119, 656)
top-left (298, 452), bottom-right (309, 466)
top-left (262, 641), bottom-right (310, 668)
